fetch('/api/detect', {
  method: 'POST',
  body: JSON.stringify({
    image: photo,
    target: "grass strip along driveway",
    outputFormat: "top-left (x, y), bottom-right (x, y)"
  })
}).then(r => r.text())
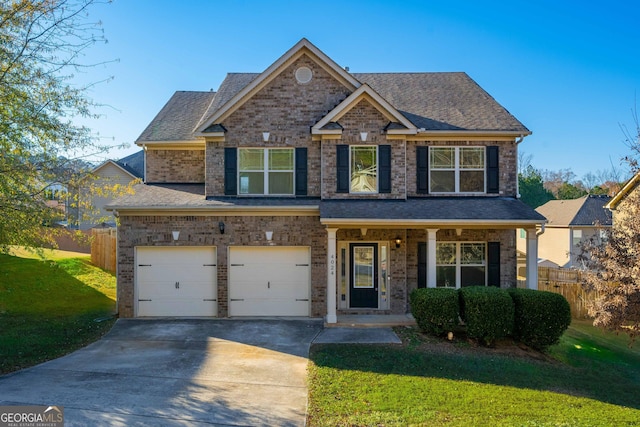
top-left (308, 322), bottom-right (640, 426)
top-left (0, 250), bottom-right (116, 374)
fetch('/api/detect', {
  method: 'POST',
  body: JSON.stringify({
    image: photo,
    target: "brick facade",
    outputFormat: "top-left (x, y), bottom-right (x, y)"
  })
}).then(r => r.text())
top-left (117, 214), bottom-right (327, 318)
top-left (117, 41), bottom-right (536, 319)
top-left (146, 149), bottom-right (205, 183)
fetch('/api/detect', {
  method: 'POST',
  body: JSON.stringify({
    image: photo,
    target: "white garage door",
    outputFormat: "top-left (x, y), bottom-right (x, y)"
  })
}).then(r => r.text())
top-left (229, 246), bottom-right (310, 316)
top-left (136, 246), bottom-right (217, 317)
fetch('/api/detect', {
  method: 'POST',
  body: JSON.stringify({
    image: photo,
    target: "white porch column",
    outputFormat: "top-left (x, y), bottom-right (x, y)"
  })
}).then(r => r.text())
top-left (326, 228), bottom-right (338, 324)
top-left (427, 229), bottom-right (439, 288)
top-left (526, 228), bottom-right (539, 290)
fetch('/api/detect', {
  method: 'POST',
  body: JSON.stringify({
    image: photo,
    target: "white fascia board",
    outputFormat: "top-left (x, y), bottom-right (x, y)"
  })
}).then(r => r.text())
top-left (319, 218), bottom-right (546, 228)
top-left (312, 84), bottom-right (416, 133)
top-left (105, 205), bottom-right (320, 216)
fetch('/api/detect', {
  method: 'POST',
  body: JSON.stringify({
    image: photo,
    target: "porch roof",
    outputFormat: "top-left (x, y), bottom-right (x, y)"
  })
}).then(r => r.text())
top-left (319, 197), bottom-right (546, 228)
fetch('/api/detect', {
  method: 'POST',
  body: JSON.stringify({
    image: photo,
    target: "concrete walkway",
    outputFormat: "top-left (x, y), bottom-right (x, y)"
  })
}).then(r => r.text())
top-left (0, 318), bottom-right (402, 426)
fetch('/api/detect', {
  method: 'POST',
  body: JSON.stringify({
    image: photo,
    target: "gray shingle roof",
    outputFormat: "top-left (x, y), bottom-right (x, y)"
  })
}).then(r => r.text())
top-left (536, 195), bottom-right (612, 227)
top-left (353, 72), bottom-right (529, 132)
top-left (137, 91), bottom-right (216, 142)
top-left (196, 73), bottom-right (260, 130)
top-left (320, 197), bottom-right (545, 222)
top-left (116, 150), bottom-right (144, 179)
top-left (142, 71), bottom-right (528, 142)
top-left (108, 184), bottom-right (544, 224)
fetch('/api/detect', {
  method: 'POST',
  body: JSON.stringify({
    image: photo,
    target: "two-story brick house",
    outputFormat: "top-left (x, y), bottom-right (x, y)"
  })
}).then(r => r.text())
top-left (108, 38), bottom-right (546, 322)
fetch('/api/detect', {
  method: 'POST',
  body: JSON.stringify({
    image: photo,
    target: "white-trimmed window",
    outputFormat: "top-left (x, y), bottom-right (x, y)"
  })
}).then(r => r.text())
top-left (350, 146), bottom-right (377, 193)
top-left (430, 147), bottom-right (485, 193)
top-left (238, 148), bottom-right (294, 195)
top-left (436, 242), bottom-right (486, 288)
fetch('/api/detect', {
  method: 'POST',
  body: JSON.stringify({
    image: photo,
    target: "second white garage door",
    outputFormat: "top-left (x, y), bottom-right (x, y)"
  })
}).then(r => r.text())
top-left (229, 246), bottom-right (311, 316)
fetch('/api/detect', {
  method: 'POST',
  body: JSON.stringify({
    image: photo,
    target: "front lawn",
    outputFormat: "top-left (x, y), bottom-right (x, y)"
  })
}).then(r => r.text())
top-left (308, 322), bottom-right (640, 426)
top-left (0, 251), bottom-right (116, 374)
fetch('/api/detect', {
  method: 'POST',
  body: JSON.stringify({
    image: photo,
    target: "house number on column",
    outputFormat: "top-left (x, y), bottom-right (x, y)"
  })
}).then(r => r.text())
top-left (330, 254), bottom-right (335, 276)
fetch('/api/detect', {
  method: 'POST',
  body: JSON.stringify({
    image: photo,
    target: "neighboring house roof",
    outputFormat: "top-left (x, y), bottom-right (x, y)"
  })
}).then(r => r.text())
top-left (92, 150), bottom-right (145, 180)
top-left (606, 171), bottom-right (640, 210)
top-left (137, 91), bottom-right (216, 142)
top-left (536, 195), bottom-right (612, 227)
top-left (107, 184), bottom-right (544, 227)
top-left (116, 150), bottom-right (144, 179)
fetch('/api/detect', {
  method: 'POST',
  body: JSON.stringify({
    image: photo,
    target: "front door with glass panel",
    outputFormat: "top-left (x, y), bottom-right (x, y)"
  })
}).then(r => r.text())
top-left (349, 243), bottom-right (378, 308)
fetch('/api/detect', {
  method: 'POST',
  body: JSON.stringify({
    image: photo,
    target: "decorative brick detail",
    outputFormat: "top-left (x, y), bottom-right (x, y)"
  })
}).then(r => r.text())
top-left (146, 149), bottom-right (205, 183)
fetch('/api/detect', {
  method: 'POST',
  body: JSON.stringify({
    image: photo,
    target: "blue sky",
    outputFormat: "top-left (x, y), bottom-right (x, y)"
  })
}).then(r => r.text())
top-left (79, 0), bottom-right (640, 181)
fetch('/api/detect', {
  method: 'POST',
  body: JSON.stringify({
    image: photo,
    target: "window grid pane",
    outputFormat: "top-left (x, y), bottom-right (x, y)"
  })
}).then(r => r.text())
top-left (238, 148), bottom-right (293, 195)
top-left (351, 146), bottom-right (377, 193)
top-left (460, 147), bottom-right (484, 169)
top-left (430, 147), bottom-right (455, 169)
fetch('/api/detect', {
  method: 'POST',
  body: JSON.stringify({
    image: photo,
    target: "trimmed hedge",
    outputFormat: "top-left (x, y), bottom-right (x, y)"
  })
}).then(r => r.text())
top-left (410, 288), bottom-right (459, 336)
top-left (459, 286), bottom-right (514, 346)
top-left (508, 288), bottom-right (571, 351)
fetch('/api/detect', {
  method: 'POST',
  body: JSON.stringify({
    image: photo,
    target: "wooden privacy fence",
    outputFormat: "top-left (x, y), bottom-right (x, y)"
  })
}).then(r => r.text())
top-left (91, 228), bottom-right (116, 273)
top-left (537, 267), bottom-right (596, 319)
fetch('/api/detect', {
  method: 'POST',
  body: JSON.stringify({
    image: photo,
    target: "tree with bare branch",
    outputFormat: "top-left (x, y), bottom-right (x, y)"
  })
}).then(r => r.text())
top-left (0, 0), bottom-right (130, 251)
top-left (581, 102), bottom-right (640, 344)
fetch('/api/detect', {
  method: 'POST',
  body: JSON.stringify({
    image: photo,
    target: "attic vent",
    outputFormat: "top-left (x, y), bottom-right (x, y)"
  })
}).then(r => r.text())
top-left (295, 66), bottom-right (312, 84)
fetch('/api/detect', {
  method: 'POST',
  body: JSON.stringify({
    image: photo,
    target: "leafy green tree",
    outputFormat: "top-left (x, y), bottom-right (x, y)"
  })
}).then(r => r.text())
top-left (0, 0), bottom-right (127, 251)
top-left (518, 166), bottom-right (555, 208)
top-left (556, 182), bottom-right (588, 199)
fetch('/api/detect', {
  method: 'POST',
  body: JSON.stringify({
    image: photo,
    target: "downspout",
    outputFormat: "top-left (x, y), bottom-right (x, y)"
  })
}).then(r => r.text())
top-left (537, 223), bottom-right (545, 237)
top-left (142, 144), bottom-right (147, 183)
top-left (515, 134), bottom-right (525, 199)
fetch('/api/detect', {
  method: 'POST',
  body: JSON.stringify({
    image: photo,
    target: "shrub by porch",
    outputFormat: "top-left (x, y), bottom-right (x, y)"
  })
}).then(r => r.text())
top-left (410, 286), bottom-right (571, 350)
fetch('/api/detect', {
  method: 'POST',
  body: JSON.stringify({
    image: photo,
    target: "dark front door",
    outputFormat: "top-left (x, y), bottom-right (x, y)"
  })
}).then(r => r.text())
top-left (349, 243), bottom-right (378, 308)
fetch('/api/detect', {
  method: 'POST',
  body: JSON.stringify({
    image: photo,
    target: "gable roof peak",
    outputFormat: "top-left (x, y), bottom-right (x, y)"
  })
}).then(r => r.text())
top-left (195, 38), bottom-right (361, 135)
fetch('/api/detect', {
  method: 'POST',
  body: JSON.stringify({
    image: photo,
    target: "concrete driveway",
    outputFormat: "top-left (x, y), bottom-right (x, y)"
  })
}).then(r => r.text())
top-left (0, 319), bottom-right (323, 426)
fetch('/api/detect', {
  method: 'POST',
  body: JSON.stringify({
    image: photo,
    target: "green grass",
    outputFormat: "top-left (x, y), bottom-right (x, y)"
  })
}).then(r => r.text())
top-left (0, 252), bottom-right (116, 374)
top-left (308, 322), bottom-right (640, 426)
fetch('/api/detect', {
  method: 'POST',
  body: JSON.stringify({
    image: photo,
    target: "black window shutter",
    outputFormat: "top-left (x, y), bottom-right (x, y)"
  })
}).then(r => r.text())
top-left (379, 145), bottom-right (391, 193)
top-left (418, 242), bottom-right (427, 288)
top-left (416, 146), bottom-right (429, 194)
top-left (295, 147), bottom-right (307, 196)
top-left (487, 242), bottom-right (501, 287)
top-left (336, 145), bottom-right (349, 193)
top-left (487, 146), bottom-right (499, 194)
top-left (224, 147), bottom-right (237, 195)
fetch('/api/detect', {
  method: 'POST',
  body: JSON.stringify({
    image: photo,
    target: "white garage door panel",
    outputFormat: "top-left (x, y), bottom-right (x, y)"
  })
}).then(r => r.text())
top-left (229, 247), bottom-right (311, 316)
top-left (136, 247), bottom-right (217, 317)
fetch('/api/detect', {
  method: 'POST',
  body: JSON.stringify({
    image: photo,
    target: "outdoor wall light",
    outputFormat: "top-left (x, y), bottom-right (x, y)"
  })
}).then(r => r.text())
top-left (394, 237), bottom-right (402, 248)
top-left (262, 131), bottom-right (270, 142)
top-left (265, 231), bottom-right (273, 241)
top-left (172, 231), bottom-right (180, 241)
top-left (360, 131), bottom-right (368, 142)
top-left (218, 221), bottom-right (225, 234)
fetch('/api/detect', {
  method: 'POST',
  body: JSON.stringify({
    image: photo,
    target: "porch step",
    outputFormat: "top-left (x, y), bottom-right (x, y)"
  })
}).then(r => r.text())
top-left (327, 314), bottom-right (416, 328)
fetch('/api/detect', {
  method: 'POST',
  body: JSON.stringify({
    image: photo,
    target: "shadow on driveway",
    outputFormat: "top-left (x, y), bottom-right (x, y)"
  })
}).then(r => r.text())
top-left (0, 318), bottom-right (323, 426)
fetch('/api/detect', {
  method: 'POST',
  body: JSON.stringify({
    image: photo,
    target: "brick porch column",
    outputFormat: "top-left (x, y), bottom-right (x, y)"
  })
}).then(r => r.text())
top-left (526, 228), bottom-right (539, 290)
top-left (427, 229), bottom-right (439, 288)
top-left (326, 227), bottom-right (338, 324)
